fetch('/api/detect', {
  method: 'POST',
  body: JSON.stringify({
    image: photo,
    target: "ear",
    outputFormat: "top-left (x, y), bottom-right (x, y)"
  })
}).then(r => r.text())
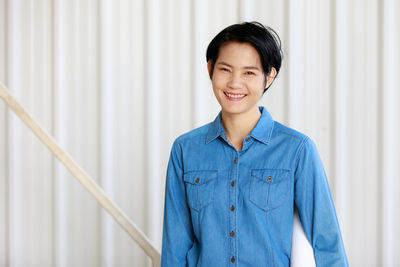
top-left (207, 60), bottom-right (213, 79)
top-left (265, 67), bottom-right (277, 89)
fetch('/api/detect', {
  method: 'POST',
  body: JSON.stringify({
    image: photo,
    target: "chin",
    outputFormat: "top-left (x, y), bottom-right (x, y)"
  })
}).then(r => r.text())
top-left (221, 101), bottom-right (259, 116)
top-left (221, 106), bottom-right (247, 115)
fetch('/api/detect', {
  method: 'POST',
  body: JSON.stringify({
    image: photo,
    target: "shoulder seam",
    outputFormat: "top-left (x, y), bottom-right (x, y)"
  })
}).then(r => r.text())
top-left (171, 140), bottom-right (183, 168)
top-left (294, 135), bottom-right (310, 170)
top-left (273, 121), bottom-right (307, 141)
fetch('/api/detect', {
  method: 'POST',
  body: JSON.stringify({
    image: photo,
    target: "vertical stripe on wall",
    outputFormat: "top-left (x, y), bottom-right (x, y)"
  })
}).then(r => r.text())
top-left (145, 0), bottom-right (161, 251)
top-left (333, 0), bottom-right (349, 242)
top-left (7, 1), bottom-right (54, 266)
top-left (382, 0), bottom-right (400, 265)
top-left (54, 0), bottom-right (100, 266)
top-left (0, 0), bottom-right (8, 265)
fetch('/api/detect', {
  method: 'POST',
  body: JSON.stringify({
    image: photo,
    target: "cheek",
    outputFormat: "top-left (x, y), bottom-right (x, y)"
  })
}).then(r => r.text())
top-left (249, 78), bottom-right (265, 92)
top-left (211, 80), bottom-right (218, 92)
top-left (211, 75), bottom-right (226, 90)
top-left (211, 79), bottom-right (222, 97)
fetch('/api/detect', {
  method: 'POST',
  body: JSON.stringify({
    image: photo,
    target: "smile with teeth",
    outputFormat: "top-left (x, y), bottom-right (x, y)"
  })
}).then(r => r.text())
top-left (224, 92), bottom-right (246, 99)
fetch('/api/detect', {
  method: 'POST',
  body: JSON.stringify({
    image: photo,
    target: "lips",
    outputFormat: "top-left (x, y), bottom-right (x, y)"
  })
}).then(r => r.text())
top-left (224, 92), bottom-right (247, 101)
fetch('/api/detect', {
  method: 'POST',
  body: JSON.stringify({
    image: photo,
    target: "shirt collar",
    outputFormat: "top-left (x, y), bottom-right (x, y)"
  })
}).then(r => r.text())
top-left (205, 106), bottom-right (274, 145)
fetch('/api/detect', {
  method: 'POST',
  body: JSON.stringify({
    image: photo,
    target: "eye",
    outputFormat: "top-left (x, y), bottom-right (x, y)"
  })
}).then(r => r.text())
top-left (245, 71), bottom-right (255, 75)
top-left (220, 67), bottom-right (230, 72)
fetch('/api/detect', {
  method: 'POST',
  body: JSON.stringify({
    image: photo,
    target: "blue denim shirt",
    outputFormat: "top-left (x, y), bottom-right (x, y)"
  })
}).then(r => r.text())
top-left (161, 106), bottom-right (348, 266)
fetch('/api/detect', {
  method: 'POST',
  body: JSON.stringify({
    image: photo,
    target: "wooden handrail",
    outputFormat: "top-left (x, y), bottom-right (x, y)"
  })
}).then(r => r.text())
top-left (0, 82), bottom-right (161, 267)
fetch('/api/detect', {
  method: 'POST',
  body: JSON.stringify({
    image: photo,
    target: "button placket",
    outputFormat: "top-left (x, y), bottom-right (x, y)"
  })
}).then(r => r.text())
top-left (241, 136), bottom-right (252, 151)
top-left (229, 153), bottom-right (239, 264)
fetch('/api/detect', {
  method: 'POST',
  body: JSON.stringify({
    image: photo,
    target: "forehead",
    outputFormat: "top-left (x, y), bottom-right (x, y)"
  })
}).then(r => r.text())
top-left (216, 41), bottom-right (262, 67)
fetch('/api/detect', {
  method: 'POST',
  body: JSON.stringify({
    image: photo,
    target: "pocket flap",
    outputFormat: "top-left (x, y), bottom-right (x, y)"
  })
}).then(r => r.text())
top-left (183, 170), bottom-right (218, 185)
top-left (251, 169), bottom-right (290, 183)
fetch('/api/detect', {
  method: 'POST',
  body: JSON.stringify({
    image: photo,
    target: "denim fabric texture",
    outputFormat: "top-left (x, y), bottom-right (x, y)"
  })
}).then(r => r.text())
top-left (161, 106), bottom-right (348, 267)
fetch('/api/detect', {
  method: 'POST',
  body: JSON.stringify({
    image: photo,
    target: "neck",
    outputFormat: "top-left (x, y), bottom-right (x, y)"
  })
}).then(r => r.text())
top-left (221, 106), bottom-right (261, 146)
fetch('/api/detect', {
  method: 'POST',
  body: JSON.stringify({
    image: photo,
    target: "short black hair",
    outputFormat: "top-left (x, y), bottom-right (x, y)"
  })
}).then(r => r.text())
top-left (206, 21), bottom-right (283, 93)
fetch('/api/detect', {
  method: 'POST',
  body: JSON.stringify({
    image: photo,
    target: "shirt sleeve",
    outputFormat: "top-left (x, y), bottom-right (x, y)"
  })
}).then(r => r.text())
top-left (294, 137), bottom-right (349, 267)
top-left (161, 140), bottom-right (195, 266)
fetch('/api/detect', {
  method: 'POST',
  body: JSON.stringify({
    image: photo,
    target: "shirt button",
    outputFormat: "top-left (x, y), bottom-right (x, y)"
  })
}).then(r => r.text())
top-left (230, 231), bottom-right (235, 237)
top-left (195, 177), bottom-right (200, 183)
top-left (230, 205), bottom-right (235, 211)
top-left (231, 181), bottom-right (235, 186)
top-left (267, 176), bottom-right (272, 182)
top-left (245, 137), bottom-right (250, 142)
top-left (231, 256), bottom-right (236, 263)
top-left (233, 157), bottom-right (237, 164)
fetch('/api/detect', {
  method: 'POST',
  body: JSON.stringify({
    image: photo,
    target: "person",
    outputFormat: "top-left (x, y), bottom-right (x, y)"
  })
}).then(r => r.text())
top-left (161, 21), bottom-right (348, 266)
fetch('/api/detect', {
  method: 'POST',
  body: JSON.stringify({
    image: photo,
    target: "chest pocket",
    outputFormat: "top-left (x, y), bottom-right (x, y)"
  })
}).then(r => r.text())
top-left (249, 169), bottom-right (291, 212)
top-left (183, 170), bottom-right (217, 212)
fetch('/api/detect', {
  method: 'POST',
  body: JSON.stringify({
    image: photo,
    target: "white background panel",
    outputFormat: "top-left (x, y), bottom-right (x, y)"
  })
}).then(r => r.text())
top-left (0, 0), bottom-right (399, 266)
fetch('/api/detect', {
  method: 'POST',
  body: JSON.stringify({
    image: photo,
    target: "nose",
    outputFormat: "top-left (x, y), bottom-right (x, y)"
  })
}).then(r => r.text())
top-left (227, 72), bottom-right (243, 89)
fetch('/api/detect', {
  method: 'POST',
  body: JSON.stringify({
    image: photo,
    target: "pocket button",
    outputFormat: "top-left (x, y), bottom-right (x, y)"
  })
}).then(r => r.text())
top-left (250, 169), bottom-right (290, 211)
top-left (183, 170), bottom-right (218, 211)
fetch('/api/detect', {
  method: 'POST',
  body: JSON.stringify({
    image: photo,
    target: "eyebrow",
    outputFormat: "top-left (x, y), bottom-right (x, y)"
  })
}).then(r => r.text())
top-left (217, 61), bottom-right (261, 71)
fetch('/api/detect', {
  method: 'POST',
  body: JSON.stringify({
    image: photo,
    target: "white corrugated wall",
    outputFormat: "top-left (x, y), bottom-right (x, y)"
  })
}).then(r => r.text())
top-left (0, 0), bottom-right (399, 266)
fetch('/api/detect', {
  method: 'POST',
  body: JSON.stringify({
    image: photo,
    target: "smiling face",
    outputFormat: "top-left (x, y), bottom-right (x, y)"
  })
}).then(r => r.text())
top-left (208, 41), bottom-right (276, 118)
